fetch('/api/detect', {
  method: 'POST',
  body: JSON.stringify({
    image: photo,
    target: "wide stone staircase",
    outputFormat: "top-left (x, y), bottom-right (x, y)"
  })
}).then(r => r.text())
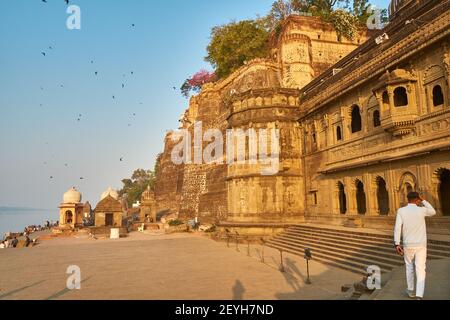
top-left (267, 224), bottom-right (450, 275)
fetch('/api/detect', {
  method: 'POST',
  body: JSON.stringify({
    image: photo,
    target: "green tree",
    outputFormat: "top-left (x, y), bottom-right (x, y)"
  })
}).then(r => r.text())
top-left (199, 0), bottom-right (387, 89)
top-left (118, 168), bottom-right (157, 207)
top-left (352, 0), bottom-right (371, 24)
top-left (266, 0), bottom-right (294, 30)
top-left (205, 20), bottom-right (271, 79)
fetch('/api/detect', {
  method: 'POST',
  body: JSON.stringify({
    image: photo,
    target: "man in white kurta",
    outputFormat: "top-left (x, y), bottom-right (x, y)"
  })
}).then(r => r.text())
top-left (394, 192), bottom-right (436, 299)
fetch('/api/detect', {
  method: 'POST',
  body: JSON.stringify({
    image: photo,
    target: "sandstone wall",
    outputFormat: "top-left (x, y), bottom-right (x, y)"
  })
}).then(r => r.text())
top-left (154, 132), bottom-right (183, 215)
top-left (154, 15), bottom-right (375, 225)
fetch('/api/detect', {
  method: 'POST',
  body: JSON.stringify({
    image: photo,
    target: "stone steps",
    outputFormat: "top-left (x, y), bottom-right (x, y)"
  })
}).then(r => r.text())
top-left (269, 238), bottom-right (399, 274)
top-left (289, 225), bottom-right (450, 252)
top-left (283, 229), bottom-right (450, 258)
top-left (267, 224), bottom-right (450, 276)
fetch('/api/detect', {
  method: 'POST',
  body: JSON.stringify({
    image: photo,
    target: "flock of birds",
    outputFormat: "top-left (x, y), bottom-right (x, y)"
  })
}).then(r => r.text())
top-left (37, 0), bottom-right (151, 183)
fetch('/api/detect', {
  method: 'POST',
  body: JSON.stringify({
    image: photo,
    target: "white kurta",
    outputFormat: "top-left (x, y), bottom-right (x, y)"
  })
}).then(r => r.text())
top-left (394, 200), bottom-right (436, 298)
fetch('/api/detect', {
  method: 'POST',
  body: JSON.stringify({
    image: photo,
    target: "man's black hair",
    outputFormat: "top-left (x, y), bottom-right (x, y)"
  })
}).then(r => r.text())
top-left (407, 191), bottom-right (421, 201)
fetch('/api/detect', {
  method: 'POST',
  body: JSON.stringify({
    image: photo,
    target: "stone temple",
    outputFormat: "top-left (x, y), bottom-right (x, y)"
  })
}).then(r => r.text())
top-left (154, 0), bottom-right (450, 237)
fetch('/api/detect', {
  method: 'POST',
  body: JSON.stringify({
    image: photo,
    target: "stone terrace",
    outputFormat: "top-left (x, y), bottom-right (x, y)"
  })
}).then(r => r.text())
top-left (0, 233), bottom-right (360, 300)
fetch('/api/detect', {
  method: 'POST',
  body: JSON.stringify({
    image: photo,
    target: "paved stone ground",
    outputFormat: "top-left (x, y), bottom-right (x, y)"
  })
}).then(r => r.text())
top-left (371, 258), bottom-right (450, 300)
top-left (0, 232), bottom-right (360, 300)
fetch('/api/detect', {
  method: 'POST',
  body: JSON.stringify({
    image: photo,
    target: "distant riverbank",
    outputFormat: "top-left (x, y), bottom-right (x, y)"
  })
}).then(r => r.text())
top-left (0, 207), bottom-right (58, 236)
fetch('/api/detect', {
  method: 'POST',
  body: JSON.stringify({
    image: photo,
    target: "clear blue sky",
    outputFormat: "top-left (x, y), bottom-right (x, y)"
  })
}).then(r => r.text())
top-left (0, 0), bottom-right (389, 209)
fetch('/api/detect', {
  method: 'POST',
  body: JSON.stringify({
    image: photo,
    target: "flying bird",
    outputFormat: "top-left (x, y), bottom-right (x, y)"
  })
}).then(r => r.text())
top-left (112, 95), bottom-right (115, 99)
top-left (41, 52), bottom-right (46, 56)
top-left (122, 83), bottom-right (125, 88)
top-left (65, 0), bottom-right (69, 4)
top-left (42, 0), bottom-right (47, 3)
top-left (79, 177), bottom-right (84, 180)
top-left (120, 157), bottom-right (123, 162)
top-left (131, 71), bottom-right (134, 75)
top-left (95, 71), bottom-right (98, 76)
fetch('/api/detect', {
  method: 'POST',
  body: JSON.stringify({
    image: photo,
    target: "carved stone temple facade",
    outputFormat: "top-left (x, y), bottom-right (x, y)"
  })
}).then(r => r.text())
top-left (154, 0), bottom-right (450, 233)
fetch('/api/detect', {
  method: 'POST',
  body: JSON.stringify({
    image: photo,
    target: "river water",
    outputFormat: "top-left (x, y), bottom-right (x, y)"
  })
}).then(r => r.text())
top-left (0, 208), bottom-right (59, 237)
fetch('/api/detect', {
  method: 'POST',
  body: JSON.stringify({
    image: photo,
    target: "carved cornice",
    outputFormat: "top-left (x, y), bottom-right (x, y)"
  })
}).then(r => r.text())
top-left (320, 135), bottom-right (450, 174)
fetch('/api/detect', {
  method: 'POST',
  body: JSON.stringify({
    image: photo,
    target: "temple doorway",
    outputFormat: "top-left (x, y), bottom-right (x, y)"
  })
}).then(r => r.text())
top-left (338, 182), bottom-right (347, 214)
top-left (377, 177), bottom-right (390, 215)
top-left (356, 180), bottom-right (367, 215)
top-left (439, 169), bottom-right (450, 216)
top-left (65, 211), bottom-right (73, 224)
top-left (105, 213), bottom-right (114, 227)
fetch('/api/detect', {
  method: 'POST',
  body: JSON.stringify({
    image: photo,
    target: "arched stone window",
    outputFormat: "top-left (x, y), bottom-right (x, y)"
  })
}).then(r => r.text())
top-left (394, 87), bottom-right (408, 107)
top-left (338, 182), bottom-right (347, 215)
top-left (313, 192), bottom-right (318, 205)
top-left (382, 91), bottom-right (389, 106)
top-left (65, 210), bottom-right (73, 224)
top-left (356, 180), bottom-right (367, 215)
top-left (373, 110), bottom-right (381, 128)
top-left (336, 126), bottom-right (342, 141)
top-left (433, 85), bottom-right (444, 107)
top-left (376, 177), bottom-right (390, 215)
top-left (311, 132), bottom-right (317, 152)
top-left (351, 105), bottom-right (362, 133)
top-left (399, 172), bottom-right (417, 207)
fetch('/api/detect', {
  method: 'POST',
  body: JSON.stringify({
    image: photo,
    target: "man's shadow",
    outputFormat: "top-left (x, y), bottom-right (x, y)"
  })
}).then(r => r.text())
top-left (232, 280), bottom-right (245, 300)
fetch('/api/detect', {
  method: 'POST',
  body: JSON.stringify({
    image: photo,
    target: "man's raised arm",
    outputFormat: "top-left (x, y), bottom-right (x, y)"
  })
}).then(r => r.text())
top-left (421, 200), bottom-right (437, 217)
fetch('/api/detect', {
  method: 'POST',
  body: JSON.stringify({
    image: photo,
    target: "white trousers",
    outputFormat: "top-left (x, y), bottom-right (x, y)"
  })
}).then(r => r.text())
top-left (404, 247), bottom-right (427, 298)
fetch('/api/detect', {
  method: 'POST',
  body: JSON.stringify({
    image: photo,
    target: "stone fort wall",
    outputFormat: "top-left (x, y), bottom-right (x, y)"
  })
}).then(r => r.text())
top-left (154, 1), bottom-right (450, 231)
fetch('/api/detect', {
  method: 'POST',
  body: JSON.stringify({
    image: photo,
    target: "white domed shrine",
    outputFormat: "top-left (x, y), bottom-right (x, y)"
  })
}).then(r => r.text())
top-left (59, 187), bottom-right (84, 229)
top-left (100, 187), bottom-right (119, 201)
top-left (63, 187), bottom-right (82, 204)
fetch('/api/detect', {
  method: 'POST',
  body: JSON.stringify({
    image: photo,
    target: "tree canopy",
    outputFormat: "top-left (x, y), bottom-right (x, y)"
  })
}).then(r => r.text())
top-left (205, 19), bottom-right (271, 79)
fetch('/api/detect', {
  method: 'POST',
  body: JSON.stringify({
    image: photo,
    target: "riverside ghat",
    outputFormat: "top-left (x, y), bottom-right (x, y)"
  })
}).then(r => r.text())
top-left (44, 184), bottom-right (201, 242)
top-left (53, 186), bottom-right (162, 239)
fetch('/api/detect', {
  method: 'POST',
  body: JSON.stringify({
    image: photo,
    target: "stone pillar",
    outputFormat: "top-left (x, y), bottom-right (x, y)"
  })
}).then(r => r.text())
top-left (431, 173), bottom-right (443, 216)
top-left (387, 170), bottom-right (396, 216)
top-left (333, 188), bottom-right (340, 215)
top-left (348, 184), bottom-right (358, 216)
top-left (369, 180), bottom-right (379, 216)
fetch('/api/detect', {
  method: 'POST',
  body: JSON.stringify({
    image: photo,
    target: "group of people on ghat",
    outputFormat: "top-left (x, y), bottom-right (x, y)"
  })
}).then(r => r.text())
top-left (0, 220), bottom-right (59, 249)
